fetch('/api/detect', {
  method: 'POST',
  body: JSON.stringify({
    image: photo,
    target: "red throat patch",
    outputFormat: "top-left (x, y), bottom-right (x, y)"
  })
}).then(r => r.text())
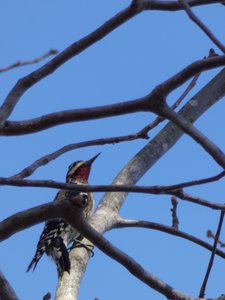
top-left (73, 165), bottom-right (91, 182)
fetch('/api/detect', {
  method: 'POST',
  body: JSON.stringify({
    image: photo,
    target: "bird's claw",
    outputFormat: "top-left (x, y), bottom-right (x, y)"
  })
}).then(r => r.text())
top-left (68, 240), bottom-right (94, 257)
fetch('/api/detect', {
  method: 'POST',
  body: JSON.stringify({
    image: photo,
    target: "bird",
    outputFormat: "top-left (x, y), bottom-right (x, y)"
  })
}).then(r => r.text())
top-left (27, 153), bottom-right (100, 277)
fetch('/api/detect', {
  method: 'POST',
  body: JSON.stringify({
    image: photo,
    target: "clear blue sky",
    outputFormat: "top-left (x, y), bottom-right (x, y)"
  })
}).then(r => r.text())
top-left (1, 1), bottom-right (225, 299)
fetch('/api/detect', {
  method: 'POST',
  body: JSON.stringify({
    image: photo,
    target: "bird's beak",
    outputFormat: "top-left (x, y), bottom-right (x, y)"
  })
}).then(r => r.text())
top-left (86, 152), bottom-right (101, 165)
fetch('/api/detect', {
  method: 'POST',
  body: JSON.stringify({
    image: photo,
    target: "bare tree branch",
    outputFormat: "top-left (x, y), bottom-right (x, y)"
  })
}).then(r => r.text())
top-left (0, 50), bottom-right (58, 73)
top-left (114, 218), bottom-right (225, 259)
top-left (1, 67), bottom-right (225, 300)
top-left (156, 55), bottom-right (225, 96)
top-left (156, 102), bottom-right (225, 169)
top-left (0, 199), bottom-right (192, 300)
top-left (165, 170), bottom-right (225, 190)
top-left (0, 4), bottom-right (141, 122)
top-left (178, 0), bottom-right (225, 53)
top-left (0, 1), bottom-right (220, 122)
top-left (54, 67), bottom-right (225, 298)
top-left (139, 72), bottom-right (201, 134)
top-left (63, 209), bottom-right (193, 300)
top-left (4, 170), bottom-right (225, 192)
top-left (0, 195), bottom-right (88, 242)
top-left (207, 229), bottom-right (225, 247)
top-left (199, 211), bottom-right (225, 298)
top-left (0, 177), bottom-right (225, 210)
top-left (1, 3), bottom-right (225, 299)
top-left (1, 55), bottom-right (225, 136)
top-left (62, 207), bottom-right (225, 300)
top-left (10, 72), bottom-right (201, 180)
top-left (11, 72), bottom-right (201, 180)
top-left (10, 131), bottom-right (149, 179)
top-left (0, 191), bottom-right (224, 300)
top-left (0, 270), bottom-right (19, 300)
top-left (1, 186), bottom-right (225, 241)
top-left (142, 0), bottom-right (224, 11)
top-left (171, 197), bottom-right (179, 228)
top-left (171, 190), bottom-right (225, 210)
top-left (0, 57), bottom-right (223, 136)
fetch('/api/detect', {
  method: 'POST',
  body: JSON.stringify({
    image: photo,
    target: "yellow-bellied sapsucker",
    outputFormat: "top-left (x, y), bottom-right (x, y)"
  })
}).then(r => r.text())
top-left (27, 153), bottom-right (100, 277)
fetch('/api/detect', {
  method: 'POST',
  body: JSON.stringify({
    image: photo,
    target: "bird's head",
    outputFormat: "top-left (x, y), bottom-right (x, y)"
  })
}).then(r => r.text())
top-left (66, 153), bottom-right (100, 183)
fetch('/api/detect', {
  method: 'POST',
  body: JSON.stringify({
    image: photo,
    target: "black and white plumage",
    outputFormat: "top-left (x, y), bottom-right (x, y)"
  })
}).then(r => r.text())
top-left (27, 153), bottom-right (100, 277)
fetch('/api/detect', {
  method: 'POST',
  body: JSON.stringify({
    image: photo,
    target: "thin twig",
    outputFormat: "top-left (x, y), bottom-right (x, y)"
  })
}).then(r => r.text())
top-left (207, 230), bottom-right (225, 247)
top-left (114, 218), bottom-right (225, 259)
top-left (199, 211), bottom-right (225, 298)
top-left (0, 50), bottom-right (58, 73)
top-left (141, 48), bottom-right (214, 135)
top-left (10, 72), bottom-right (201, 179)
top-left (142, 0), bottom-right (225, 11)
top-left (170, 190), bottom-right (225, 210)
top-left (164, 170), bottom-right (225, 190)
top-left (172, 72), bottom-right (201, 106)
top-left (10, 130), bottom-right (149, 179)
top-left (139, 72), bottom-right (201, 134)
top-left (171, 197), bottom-right (179, 229)
top-left (179, 0), bottom-right (225, 53)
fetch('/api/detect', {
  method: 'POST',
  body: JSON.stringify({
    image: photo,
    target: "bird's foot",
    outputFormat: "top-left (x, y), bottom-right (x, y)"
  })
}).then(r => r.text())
top-left (68, 240), bottom-right (94, 257)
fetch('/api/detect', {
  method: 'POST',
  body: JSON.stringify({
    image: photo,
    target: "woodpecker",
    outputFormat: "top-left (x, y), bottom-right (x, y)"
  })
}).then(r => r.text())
top-left (27, 153), bottom-right (100, 277)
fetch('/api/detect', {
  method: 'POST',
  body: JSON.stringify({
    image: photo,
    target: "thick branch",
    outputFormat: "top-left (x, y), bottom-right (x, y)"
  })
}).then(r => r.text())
top-left (0, 196), bottom-right (87, 241)
top-left (0, 200), bottom-right (191, 300)
top-left (0, 270), bottom-right (19, 300)
top-left (156, 102), bottom-right (225, 169)
top-left (0, 193), bottom-right (224, 300)
top-left (1, 66), bottom-right (222, 299)
top-left (80, 68), bottom-right (225, 299)
top-left (0, 97), bottom-right (148, 135)
top-left (0, 202), bottom-right (64, 241)
top-left (63, 211), bottom-right (192, 300)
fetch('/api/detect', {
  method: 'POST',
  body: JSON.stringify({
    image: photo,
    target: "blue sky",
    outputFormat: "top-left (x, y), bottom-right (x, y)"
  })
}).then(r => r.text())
top-left (1, 1), bottom-right (225, 299)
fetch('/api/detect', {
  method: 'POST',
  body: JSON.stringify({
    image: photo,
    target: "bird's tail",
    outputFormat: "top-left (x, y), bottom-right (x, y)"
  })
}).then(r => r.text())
top-left (26, 249), bottom-right (44, 273)
top-left (51, 237), bottom-right (71, 277)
